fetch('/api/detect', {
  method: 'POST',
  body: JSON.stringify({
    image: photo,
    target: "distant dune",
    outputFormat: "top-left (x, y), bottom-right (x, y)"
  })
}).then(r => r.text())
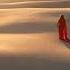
top-left (0, 1), bottom-right (69, 8)
top-left (0, 0), bottom-right (69, 3)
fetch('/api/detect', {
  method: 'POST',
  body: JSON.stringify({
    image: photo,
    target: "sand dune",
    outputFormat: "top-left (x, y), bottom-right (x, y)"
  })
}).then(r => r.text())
top-left (0, 0), bottom-right (69, 3)
top-left (0, 8), bottom-right (70, 70)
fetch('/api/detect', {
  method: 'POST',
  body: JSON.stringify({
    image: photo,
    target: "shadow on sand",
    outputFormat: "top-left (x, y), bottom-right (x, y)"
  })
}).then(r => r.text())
top-left (60, 40), bottom-right (70, 49)
top-left (0, 55), bottom-right (70, 70)
top-left (0, 22), bottom-right (57, 34)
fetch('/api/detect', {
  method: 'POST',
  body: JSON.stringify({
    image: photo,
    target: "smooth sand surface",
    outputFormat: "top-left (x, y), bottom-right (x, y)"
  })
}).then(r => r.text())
top-left (0, 8), bottom-right (70, 70)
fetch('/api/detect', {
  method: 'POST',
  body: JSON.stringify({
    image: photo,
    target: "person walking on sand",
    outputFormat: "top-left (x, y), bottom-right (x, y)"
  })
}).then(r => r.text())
top-left (57, 15), bottom-right (70, 41)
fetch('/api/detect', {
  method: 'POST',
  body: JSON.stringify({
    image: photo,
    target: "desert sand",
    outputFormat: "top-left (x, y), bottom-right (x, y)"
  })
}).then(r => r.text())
top-left (0, 8), bottom-right (70, 70)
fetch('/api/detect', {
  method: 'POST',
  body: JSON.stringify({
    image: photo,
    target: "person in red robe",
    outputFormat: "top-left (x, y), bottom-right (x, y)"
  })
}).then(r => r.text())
top-left (57, 15), bottom-right (69, 41)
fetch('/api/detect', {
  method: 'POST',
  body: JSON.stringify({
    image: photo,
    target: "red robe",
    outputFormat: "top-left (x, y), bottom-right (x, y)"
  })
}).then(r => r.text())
top-left (57, 15), bottom-right (68, 40)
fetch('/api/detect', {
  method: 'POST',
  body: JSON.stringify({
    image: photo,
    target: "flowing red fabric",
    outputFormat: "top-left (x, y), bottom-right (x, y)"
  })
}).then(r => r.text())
top-left (57, 15), bottom-right (69, 41)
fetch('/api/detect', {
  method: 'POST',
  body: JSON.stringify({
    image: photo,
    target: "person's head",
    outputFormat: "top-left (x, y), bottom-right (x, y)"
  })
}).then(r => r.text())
top-left (61, 15), bottom-right (64, 19)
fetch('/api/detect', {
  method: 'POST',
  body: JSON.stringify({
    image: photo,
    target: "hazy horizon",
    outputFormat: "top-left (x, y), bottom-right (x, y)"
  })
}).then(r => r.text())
top-left (0, 1), bottom-right (69, 8)
top-left (0, 0), bottom-right (69, 3)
